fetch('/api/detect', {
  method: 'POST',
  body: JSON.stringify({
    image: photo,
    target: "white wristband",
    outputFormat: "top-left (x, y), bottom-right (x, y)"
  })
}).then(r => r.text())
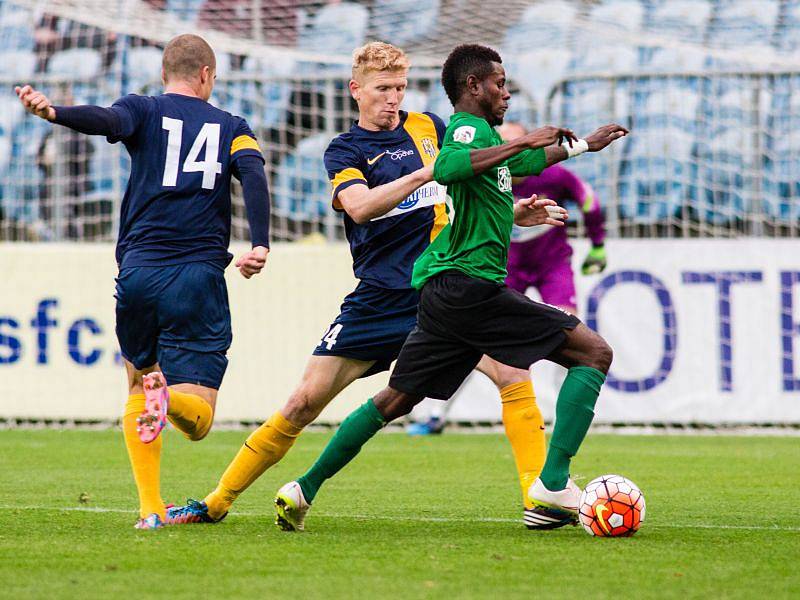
top-left (561, 138), bottom-right (589, 158)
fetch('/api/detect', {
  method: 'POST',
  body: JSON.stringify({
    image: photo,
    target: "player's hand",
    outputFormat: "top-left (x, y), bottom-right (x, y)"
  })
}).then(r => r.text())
top-left (585, 124), bottom-right (629, 152)
top-left (15, 85), bottom-right (56, 121)
top-left (236, 245), bottom-right (269, 279)
top-left (524, 126), bottom-right (577, 149)
top-left (513, 195), bottom-right (568, 228)
top-left (581, 244), bottom-right (607, 275)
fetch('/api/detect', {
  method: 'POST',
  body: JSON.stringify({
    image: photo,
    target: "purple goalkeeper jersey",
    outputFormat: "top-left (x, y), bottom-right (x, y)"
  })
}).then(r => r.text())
top-left (506, 164), bottom-right (605, 307)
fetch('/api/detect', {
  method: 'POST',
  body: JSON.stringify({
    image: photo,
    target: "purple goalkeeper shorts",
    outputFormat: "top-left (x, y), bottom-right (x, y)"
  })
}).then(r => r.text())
top-left (506, 228), bottom-right (577, 309)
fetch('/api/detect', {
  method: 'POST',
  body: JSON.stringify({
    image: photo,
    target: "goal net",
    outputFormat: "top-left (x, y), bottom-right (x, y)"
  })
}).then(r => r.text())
top-left (1, 0), bottom-right (799, 243)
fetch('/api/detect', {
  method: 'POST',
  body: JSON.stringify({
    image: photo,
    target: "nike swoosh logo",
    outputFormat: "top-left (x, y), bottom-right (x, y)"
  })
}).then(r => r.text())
top-left (596, 503), bottom-right (612, 535)
top-left (366, 152), bottom-right (385, 165)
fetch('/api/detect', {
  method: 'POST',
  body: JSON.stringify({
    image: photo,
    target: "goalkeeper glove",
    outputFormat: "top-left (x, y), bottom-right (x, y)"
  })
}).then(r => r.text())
top-left (581, 244), bottom-right (607, 275)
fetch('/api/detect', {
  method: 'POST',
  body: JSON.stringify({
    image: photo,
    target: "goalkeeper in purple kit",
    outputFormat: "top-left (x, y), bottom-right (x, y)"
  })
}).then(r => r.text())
top-left (500, 121), bottom-right (607, 314)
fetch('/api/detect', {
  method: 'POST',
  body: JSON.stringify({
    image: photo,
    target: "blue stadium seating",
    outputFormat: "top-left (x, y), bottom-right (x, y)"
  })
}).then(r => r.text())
top-left (274, 133), bottom-right (332, 220)
top-left (763, 74), bottom-right (800, 221)
top-left (588, 0), bottom-right (645, 33)
top-left (503, 1), bottom-right (578, 51)
top-left (708, 0), bottom-right (780, 47)
top-left (777, 1), bottom-right (800, 51)
top-left (164, 0), bottom-right (204, 24)
top-left (124, 46), bottom-right (162, 94)
top-left (298, 3), bottom-right (368, 54)
top-left (371, 0), bottom-right (440, 46)
top-left (646, 0), bottom-right (712, 43)
top-left (0, 7), bottom-right (33, 51)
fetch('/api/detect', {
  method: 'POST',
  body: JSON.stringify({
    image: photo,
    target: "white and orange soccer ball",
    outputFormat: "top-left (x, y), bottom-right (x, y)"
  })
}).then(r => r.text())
top-left (578, 475), bottom-right (645, 537)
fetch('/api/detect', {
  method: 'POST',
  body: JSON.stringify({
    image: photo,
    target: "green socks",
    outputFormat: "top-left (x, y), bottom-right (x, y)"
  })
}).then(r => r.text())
top-left (540, 366), bottom-right (606, 491)
top-left (297, 399), bottom-right (385, 503)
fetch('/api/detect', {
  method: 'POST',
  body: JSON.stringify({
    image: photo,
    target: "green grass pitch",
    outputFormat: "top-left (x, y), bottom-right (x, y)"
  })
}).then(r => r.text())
top-left (0, 430), bottom-right (798, 599)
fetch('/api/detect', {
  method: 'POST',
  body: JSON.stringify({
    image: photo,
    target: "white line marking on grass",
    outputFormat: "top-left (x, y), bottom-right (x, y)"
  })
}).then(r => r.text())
top-left (2, 505), bottom-right (799, 532)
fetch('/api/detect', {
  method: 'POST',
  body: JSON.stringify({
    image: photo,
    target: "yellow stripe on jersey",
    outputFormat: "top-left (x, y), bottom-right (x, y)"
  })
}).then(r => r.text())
top-left (331, 167), bottom-right (367, 209)
top-left (404, 112), bottom-right (449, 240)
top-left (403, 112), bottom-right (440, 167)
top-left (430, 202), bottom-right (448, 242)
top-left (231, 135), bottom-right (261, 156)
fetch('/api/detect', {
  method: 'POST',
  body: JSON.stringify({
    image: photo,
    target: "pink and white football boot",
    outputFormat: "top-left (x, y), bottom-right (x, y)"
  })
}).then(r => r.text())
top-left (137, 372), bottom-right (169, 444)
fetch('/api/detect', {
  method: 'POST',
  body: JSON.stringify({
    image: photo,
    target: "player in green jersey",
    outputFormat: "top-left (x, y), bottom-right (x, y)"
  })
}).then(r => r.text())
top-left (275, 44), bottom-right (628, 531)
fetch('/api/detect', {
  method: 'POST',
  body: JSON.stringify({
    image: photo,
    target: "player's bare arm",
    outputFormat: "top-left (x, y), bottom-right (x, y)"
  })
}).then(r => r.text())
top-left (543, 122), bottom-right (630, 167)
top-left (337, 163), bottom-right (434, 224)
top-left (465, 125), bottom-right (576, 177)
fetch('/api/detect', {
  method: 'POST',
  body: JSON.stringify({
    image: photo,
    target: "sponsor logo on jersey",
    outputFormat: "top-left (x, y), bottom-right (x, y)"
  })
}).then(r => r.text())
top-left (388, 148), bottom-right (415, 161)
top-left (498, 166), bottom-right (512, 192)
top-left (453, 125), bottom-right (476, 143)
top-left (366, 152), bottom-right (386, 165)
top-left (372, 182), bottom-right (447, 221)
top-left (421, 137), bottom-right (437, 158)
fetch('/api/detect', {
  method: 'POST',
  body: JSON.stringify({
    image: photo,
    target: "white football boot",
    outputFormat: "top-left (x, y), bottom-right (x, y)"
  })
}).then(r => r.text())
top-left (274, 481), bottom-right (311, 532)
top-left (525, 477), bottom-right (581, 530)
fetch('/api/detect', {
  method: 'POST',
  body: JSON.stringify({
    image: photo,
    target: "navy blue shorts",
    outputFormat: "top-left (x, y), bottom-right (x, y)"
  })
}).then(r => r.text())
top-left (115, 261), bottom-right (231, 389)
top-left (313, 282), bottom-right (419, 377)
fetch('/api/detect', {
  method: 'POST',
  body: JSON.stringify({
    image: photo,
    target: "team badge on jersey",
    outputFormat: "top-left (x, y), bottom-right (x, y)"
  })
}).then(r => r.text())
top-left (422, 137), bottom-right (437, 158)
top-left (453, 125), bottom-right (476, 144)
top-left (498, 166), bottom-right (512, 192)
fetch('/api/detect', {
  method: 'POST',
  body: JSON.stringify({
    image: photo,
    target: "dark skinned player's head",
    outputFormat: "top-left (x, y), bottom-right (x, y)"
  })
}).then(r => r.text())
top-left (441, 44), bottom-right (510, 126)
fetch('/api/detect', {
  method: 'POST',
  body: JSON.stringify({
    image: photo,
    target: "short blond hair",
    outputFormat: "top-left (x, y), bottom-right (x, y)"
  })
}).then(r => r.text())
top-left (163, 34), bottom-right (216, 82)
top-left (352, 41), bottom-right (410, 80)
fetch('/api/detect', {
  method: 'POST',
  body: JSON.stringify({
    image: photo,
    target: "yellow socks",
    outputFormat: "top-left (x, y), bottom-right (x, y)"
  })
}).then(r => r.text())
top-left (167, 389), bottom-right (214, 441)
top-left (500, 380), bottom-right (546, 509)
top-left (122, 394), bottom-right (165, 519)
top-left (204, 411), bottom-right (303, 519)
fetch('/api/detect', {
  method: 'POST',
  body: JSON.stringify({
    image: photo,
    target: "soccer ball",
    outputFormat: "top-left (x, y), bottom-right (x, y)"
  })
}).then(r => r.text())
top-left (578, 474), bottom-right (645, 537)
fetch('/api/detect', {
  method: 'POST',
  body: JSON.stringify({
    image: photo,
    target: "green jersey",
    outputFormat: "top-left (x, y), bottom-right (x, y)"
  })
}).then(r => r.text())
top-left (411, 112), bottom-right (546, 289)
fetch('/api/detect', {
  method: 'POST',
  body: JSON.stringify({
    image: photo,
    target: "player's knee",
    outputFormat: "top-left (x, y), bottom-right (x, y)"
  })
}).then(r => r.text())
top-left (373, 388), bottom-right (421, 422)
top-left (285, 388), bottom-right (324, 427)
top-left (585, 338), bottom-right (613, 374)
top-left (187, 425), bottom-right (211, 442)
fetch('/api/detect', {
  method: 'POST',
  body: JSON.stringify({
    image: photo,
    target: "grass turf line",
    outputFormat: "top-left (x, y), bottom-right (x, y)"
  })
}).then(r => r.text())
top-left (0, 431), bottom-right (798, 599)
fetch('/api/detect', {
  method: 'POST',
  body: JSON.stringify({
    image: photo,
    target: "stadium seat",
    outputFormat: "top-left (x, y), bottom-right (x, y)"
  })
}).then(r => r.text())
top-left (0, 95), bottom-right (25, 138)
top-left (617, 127), bottom-right (696, 222)
top-left (125, 46), bottom-right (163, 94)
top-left (298, 3), bottom-right (368, 54)
top-left (502, 1), bottom-right (578, 51)
top-left (588, 0), bottom-right (645, 33)
top-left (640, 46), bottom-right (708, 73)
top-left (504, 49), bottom-right (570, 102)
top-left (47, 48), bottom-right (102, 79)
top-left (0, 49), bottom-right (35, 79)
top-left (776, 1), bottom-right (800, 51)
top-left (401, 89), bottom-right (429, 114)
top-left (0, 4), bottom-right (34, 48)
top-left (569, 45), bottom-right (639, 75)
top-left (694, 127), bottom-right (747, 224)
top-left (274, 133), bottom-right (333, 221)
top-left (763, 77), bottom-right (800, 221)
top-left (707, 0), bottom-right (780, 47)
top-left (164, 0), bottom-right (204, 24)
top-left (234, 56), bottom-right (294, 128)
top-left (646, 0), bottom-right (712, 43)
top-left (370, 0), bottom-right (440, 46)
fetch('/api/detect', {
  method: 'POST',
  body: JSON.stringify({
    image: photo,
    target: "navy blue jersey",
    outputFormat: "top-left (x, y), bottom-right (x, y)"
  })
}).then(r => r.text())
top-left (324, 111), bottom-right (449, 290)
top-left (108, 93), bottom-right (263, 268)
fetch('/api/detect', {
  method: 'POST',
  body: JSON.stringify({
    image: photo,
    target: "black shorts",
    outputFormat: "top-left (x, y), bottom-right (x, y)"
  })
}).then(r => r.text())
top-left (389, 271), bottom-right (580, 400)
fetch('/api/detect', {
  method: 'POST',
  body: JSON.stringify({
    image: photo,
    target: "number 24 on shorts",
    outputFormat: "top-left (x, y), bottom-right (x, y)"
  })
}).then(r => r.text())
top-left (321, 324), bottom-right (343, 350)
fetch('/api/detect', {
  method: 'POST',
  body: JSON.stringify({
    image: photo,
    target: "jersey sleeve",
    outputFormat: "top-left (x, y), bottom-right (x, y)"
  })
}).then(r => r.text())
top-left (230, 118), bottom-right (264, 164)
top-left (106, 94), bottom-right (150, 144)
top-left (507, 148), bottom-right (547, 177)
top-left (324, 137), bottom-right (367, 211)
top-left (433, 117), bottom-right (494, 185)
